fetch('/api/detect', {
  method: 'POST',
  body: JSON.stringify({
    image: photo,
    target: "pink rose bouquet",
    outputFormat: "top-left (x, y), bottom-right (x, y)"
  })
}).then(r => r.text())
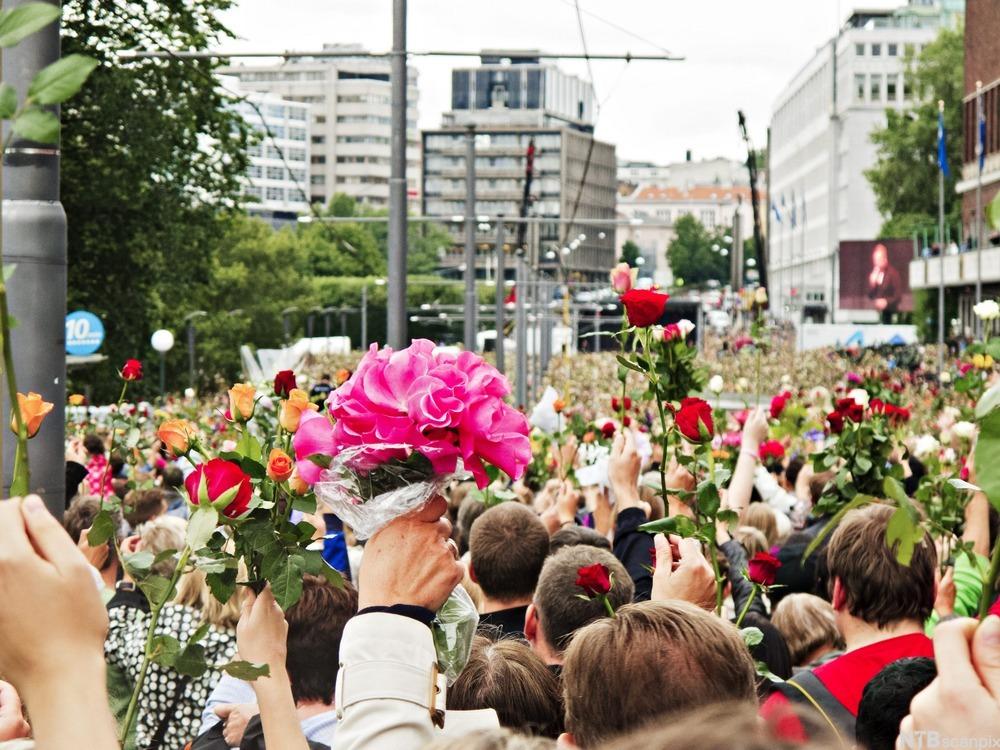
top-left (294, 339), bottom-right (531, 537)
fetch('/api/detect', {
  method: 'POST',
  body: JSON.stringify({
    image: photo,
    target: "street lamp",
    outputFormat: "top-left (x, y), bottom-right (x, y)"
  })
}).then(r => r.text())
top-left (307, 306), bottom-right (323, 338)
top-left (182, 311), bottom-right (207, 391)
top-left (281, 306), bottom-right (300, 344)
top-left (150, 328), bottom-right (174, 401)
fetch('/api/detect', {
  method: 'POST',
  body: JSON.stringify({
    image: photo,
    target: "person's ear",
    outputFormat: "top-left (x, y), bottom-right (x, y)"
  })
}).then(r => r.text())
top-left (468, 561), bottom-right (477, 584)
top-left (524, 603), bottom-right (538, 643)
top-left (831, 577), bottom-right (847, 611)
top-left (557, 732), bottom-right (577, 747)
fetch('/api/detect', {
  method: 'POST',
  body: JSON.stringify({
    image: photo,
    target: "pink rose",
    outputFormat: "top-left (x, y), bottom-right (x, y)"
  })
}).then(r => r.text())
top-left (458, 398), bottom-right (531, 487)
top-left (292, 410), bottom-right (337, 485)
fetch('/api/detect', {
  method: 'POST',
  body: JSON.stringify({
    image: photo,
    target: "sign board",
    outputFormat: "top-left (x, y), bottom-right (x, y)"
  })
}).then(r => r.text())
top-left (797, 323), bottom-right (918, 352)
top-left (65, 310), bottom-right (105, 356)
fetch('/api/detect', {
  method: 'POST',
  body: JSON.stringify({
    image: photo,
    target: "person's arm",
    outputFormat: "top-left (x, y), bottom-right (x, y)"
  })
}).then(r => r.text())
top-left (236, 586), bottom-right (310, 750)
top-left (726, 408), bottom-right (768, 519)
top-left (720, 538), bottom-right (768, 619)
top-left (0, 496), bottom-right (118, 750)
top-left (964, 491), bottom-right (991, 559)
top-left (607, 431), bottom-right (654, 601)
top-left (334, 495), bottom-right (464, 750)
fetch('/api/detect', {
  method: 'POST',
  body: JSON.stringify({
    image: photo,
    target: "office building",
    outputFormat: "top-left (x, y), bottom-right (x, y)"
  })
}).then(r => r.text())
top-left (221, 44), bottom-right (420, 209)
top-left (768, 1), bottom-right (959, 322)
top-left (422, 51), bottom-right (616, 280)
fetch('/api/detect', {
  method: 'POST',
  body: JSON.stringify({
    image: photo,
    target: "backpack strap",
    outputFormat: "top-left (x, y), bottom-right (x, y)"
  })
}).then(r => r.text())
top-left (777, 670), bottom-right (854, 746)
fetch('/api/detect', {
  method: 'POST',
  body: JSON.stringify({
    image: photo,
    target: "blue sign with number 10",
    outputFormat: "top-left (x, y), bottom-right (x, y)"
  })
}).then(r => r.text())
top-left (65, 310), bottom-right (105, 356)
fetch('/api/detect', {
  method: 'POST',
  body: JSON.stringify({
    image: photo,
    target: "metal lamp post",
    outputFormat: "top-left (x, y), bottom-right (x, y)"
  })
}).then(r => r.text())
top-left (150, 329), bottom-right (175, 401)
top-left (281, 306), bottom-right (300, 344)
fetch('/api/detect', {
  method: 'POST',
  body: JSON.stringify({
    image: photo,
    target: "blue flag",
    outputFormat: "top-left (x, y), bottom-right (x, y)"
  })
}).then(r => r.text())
top-left (979, 101), bottom-right (987, 173)
top-left (938, 110), bottom-right (950, 178)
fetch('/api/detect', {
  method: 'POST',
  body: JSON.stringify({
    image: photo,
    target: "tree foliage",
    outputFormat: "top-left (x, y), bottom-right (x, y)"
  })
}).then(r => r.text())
top-left (619, 240), bottom-right (641, 267)
top-left (667, 215), bottom-right (730, 287)
top-left (865, 26), bottom-right (964, 238)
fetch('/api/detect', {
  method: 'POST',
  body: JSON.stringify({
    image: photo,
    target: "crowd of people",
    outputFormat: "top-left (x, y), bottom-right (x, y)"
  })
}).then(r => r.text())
top-left (4, 359), bottom-right (1000, 750)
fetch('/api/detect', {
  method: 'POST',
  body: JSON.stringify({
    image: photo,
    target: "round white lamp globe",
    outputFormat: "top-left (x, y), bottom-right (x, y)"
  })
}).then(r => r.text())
top-left (150, 329), bottom-right (175, 353)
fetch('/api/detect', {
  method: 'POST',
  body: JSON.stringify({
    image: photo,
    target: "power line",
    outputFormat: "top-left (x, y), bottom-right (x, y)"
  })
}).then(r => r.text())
top-left (119, 49), bottom-right (683, 61)
top-left (554, 0), bottom-right (677, 57)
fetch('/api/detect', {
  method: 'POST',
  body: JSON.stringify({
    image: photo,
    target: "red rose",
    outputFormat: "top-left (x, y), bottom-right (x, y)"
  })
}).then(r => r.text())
top-left (746, 551), bottom-right (781, 587)
top-left (834, 398), bottom-right (864, 423)
top-left (758, 440), bottom-right (785, 462)
top-left (826, 410), bottom-right (845, 434)
top-left (274, 369), bottom-right (296, 398)
top-left (623, 415), bottom-right (632, 427)
top-left (611, 397), bottom-right (620, 411)
top-left (620, 289), bottom-right (669, 328)
top-left (769, 394), bottom-right (788, 420)
top-left (960, 458), bottom-right (970, 482)
top-left (576, 563), bottom-right (612, 596)
top-left (121, 359), bottom-right (143, 381)
top-left (601, 421), bottom-right (616, 439)
top-left (185, 457), bottom-right (253, 520)
top-left (673, 397), bottom-right (714, 443)
top-left (662, 323), bottom-right (681, 341)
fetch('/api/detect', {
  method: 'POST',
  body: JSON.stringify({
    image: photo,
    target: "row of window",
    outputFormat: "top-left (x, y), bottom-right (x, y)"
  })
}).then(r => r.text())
top-left (253, 124), bottom-right (307, 141)
top-left (261, 104), bottom-right (308, 121)
top-left (246, 144), bottom-right (307, 162)
top-left (424, 154), bottom-right (563, 172)
top-left (336, 135), bottom-right (391, 145)
top-left (854, 42), bottom-right (923, 58)
top-left (247, 165), bottom-right (307, 181)
top-left (423, 177), bottom-right (561, 194)
top-left (335, 175), bottom-right (389, 185)
top-left (244, 185), bottom-right (308, 202)
top-left (423, 132), bottom-right (563, 150)
top-left (337, 94), bottom-right (391, 105)
top-left (854, 72), bottom-right (912, 103)
top-left (629, 208), bottom-right (720, 228)
top-left (238, 70), bottom-right (327, 82)
top-left (336, 155), bottom-right (391, 165)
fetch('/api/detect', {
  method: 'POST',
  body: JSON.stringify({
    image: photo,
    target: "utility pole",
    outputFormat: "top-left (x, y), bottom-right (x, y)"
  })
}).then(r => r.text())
top-left (2, 0), bottom-right (65, 510)
top-left (976, 80), bottom-right (984, 339)
top-left (463, 124), bottom-right (477, 351)
top-left (387, 0), bottom-right (407, 349)
top-left (494, 216), bottom-right (506, 373)
top-left (515, 253), bottom-right (527, 408)
top-left (360, 284), bottom-right (368, 350)
top-left (937, 99), bottom-right (945, 374)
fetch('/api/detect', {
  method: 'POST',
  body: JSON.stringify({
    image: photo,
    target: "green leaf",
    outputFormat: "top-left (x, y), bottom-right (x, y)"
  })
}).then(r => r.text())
top-left (122, 550), bottom-right (154, 573)
top-left (803, 494), bottom-right (874, 560)
top-left (219, 660), bottom-right (270, 681)
top-left (886, 506), bottom-right (924, 566)
top-left (318, 562), bottom-right (345, 589)
top-left (125, 426), bottom-right (141, 449)
top-left (266, 553), bottom-right (304, 610)
top-left (615, 355), bottom-right (645, 373)
top-left (0, 3), bottom-right (60, 48)
top-left (0, 83), bottom-right (16, 119)
top-left (754, 660), bottom-right (784, 683)
top-left (27, 53), bottom-right (98, 105)
top-left (948, 478), bottom-right (982, 493)
top-left (741, 626), bottom-right (763, 648)
top-left (883, 476), bottom-right (908, 504)
top-left (86, 509), bottom-right (115, 546)
top-left (977, 382), bottom-right (1000, 420)
top-left (206, 568), bottom-right (238, 604)
top-left (188, 621), bottom-right (211, 645)
top-left (174, 641), bottom-right (209, 678)
top-left (139, 574), bottom-right (174, 605)
top-left (855, 455), bottom-right (873, 474)
top-left (1, 264), bottom-right (15, 282)
top-left (307, 453), bottom-right (332, 469)
top-left (186, 506), bottom-right (219, 551)
top-left (975, 408), bottom-right (1000, 511)
top-left (12, 107), bottom-right (58, 142)
top-left (639, 514), bottom-right (699, 538)
top-left (150, 634), bottom-right (181, 667)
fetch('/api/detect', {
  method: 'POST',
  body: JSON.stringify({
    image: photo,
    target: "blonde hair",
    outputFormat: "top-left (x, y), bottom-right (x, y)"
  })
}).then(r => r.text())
top-left (734, 526), bottom-right (769, 558)
top-left (771, 593), bottom-right (844, 666)
top-left (741, 503), bottom-right (778, 547)
top-left (137, 515), bottom-right (186, 577)
top-left (174, 566), bottom-right (245, 630)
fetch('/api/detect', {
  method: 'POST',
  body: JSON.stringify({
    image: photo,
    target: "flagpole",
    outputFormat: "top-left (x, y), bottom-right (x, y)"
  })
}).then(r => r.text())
top-left (938, 99), bottom-right (946, 374)
top-left (976, 80), bottom-right (984, 339)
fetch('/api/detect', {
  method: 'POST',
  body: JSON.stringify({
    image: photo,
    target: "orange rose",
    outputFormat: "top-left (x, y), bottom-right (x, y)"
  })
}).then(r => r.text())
top-left (279, 388), bottom-right (319, 432)
top-left (266, 448), bottom-right (294, 483)
top-left (68, 393), bottom-right (85, 406)
top-left (553, 398), bottom-right (566, 413)
top-left (228, 383), bottom-right (256, 421)
top-left (158, 419), bottom-right (193, 456)
top-left (288, 465), bottom-right (310, 495)
top-left (335, 368), bottom-right (352, 386)
top-left (11, 392), bottom-right (53, 439)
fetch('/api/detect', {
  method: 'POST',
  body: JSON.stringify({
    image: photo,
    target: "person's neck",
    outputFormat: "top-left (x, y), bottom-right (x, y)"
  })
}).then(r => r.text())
top-left (840, 616), bottom-right (923, 653)
top-left (481, 595), bottom-right (532, 614)
top-left (296, 700), bottom-right (334, 719)
top-left (100, 565), bottom-right (118, 591)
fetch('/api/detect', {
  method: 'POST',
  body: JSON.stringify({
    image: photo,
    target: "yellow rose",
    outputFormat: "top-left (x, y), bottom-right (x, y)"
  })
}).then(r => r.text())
top-left (228, 382), bottom-right (257, 421)
top-left (11, 392), bottom-right (53, 439)
top-left (279, 388), bottom-right (319, 432)
top-left (266, 448), bottom-right (294, 483)
top-left (68, 393), bottom-right (85, 406)
top-left (157, 419), bottom-right (193, 456)
top-left (288, 465), bottom-right (310, 495)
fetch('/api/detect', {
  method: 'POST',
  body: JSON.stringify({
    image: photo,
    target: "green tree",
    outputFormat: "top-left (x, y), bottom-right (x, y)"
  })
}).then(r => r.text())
top-left (619, 239), bottom-right (641, 266)
top-left (668, 215), bottom-right (730, 286)
top-left (62, 0), bottom-right (251, 400)
top-left (865, 25), bottom-right (964, 238)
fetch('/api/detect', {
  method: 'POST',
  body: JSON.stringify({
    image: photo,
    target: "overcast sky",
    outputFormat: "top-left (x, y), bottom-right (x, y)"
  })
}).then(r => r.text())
top-left (221, 0), bottom-right (906, 165)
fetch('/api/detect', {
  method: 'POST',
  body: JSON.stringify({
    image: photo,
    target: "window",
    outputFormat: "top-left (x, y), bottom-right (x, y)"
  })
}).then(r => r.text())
top-left (289, 127), bottom-right (307, 141)
top-left (886, 73), bottom-right (898, 101)
top-left (336, 115), bottom-right (391, 125)
top-left (336, 94), bottom-right (391, 105)
top-left (247, 165), bottom-right (262, 178)
top-left (855, 43), bottom-right (865, 56)
top-left (289, 168), bottom-right (306, 182)
top-left (269, 125), bottom-right (285, 139)
top-left (700, 210), bottom-right (716, 228)
top-left (871, 43), bottom-right (881, 56)
top-left (266, 145), bottom-right (281, 159)
top-left (903, 76), bottom-right (913, 100)
top-left (311, 135), bottom-right (325, 144)
top-left (266, 166), bottom-right (285, 180)
top-left (266, 186), bottom-right (285, 201)
top-left (310, 175), bottom-right (325, 185)
top-left (870, 74), bottom-right (882, 102)
top-left (315, 115), bottom-right (326, 124)
top-left (247, 143), bottom-right (262, 157)
top-left (287, 148), bottom-right (306, 161)
top-left (336, 135), bottom-right (391, 145)
top-left (311, 155), bottom-right (326, 164)
top-left (305, 71), bottom-right (326, 81)
top-left (855, 74), bottom-right (866, 102)
top-left (243, 186), bottom-right (262, 199)
top-left (266, 105), bottom-right (285, 119)
top-left (288, 107), bottom-right (307, 121)
top-left (887, 43), bottom-right (898, 56)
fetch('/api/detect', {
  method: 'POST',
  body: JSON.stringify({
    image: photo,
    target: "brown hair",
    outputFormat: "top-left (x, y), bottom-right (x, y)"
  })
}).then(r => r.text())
top-left (734, 526), bottom-right (769, 558)
top-left (600, 701), bottom-right (836, 750)
top-left (285, 575), bottom-right (358, 704)
top-left (63, 495), bottom-right (122, 571)
top-left (447, 636), bottom-right (563, 738)
top-left (533, 546), bottom-right (633, 653)
top-left (137, 515), bottom-right (186, 577)
top-left (562, 601), bottom-right (757, 747)
top-left (771, 593), bottom-right (844, 666)
top-left (470, 503), bottom-right (549, 601)
top-left (424, 729), bottom-right (554, 750)
top-left (174, 566), bottom-right (246, 630)
top-left (123, 488), bottom-right (167, 528)
top-left (826, 503), bottom-right (936, 628)
top-left (741, 503), bottom-right (778, 547)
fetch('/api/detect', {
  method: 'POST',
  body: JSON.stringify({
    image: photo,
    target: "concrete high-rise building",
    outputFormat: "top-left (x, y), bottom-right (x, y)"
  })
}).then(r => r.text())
top-left (422, 51), bottom-right (616, 280)
top-left (224, 76), bottom-right (311, 226)
top-left (220, 44), bottom-right (420, 210)
top-left (768, 1), bottom-right (960, 323)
